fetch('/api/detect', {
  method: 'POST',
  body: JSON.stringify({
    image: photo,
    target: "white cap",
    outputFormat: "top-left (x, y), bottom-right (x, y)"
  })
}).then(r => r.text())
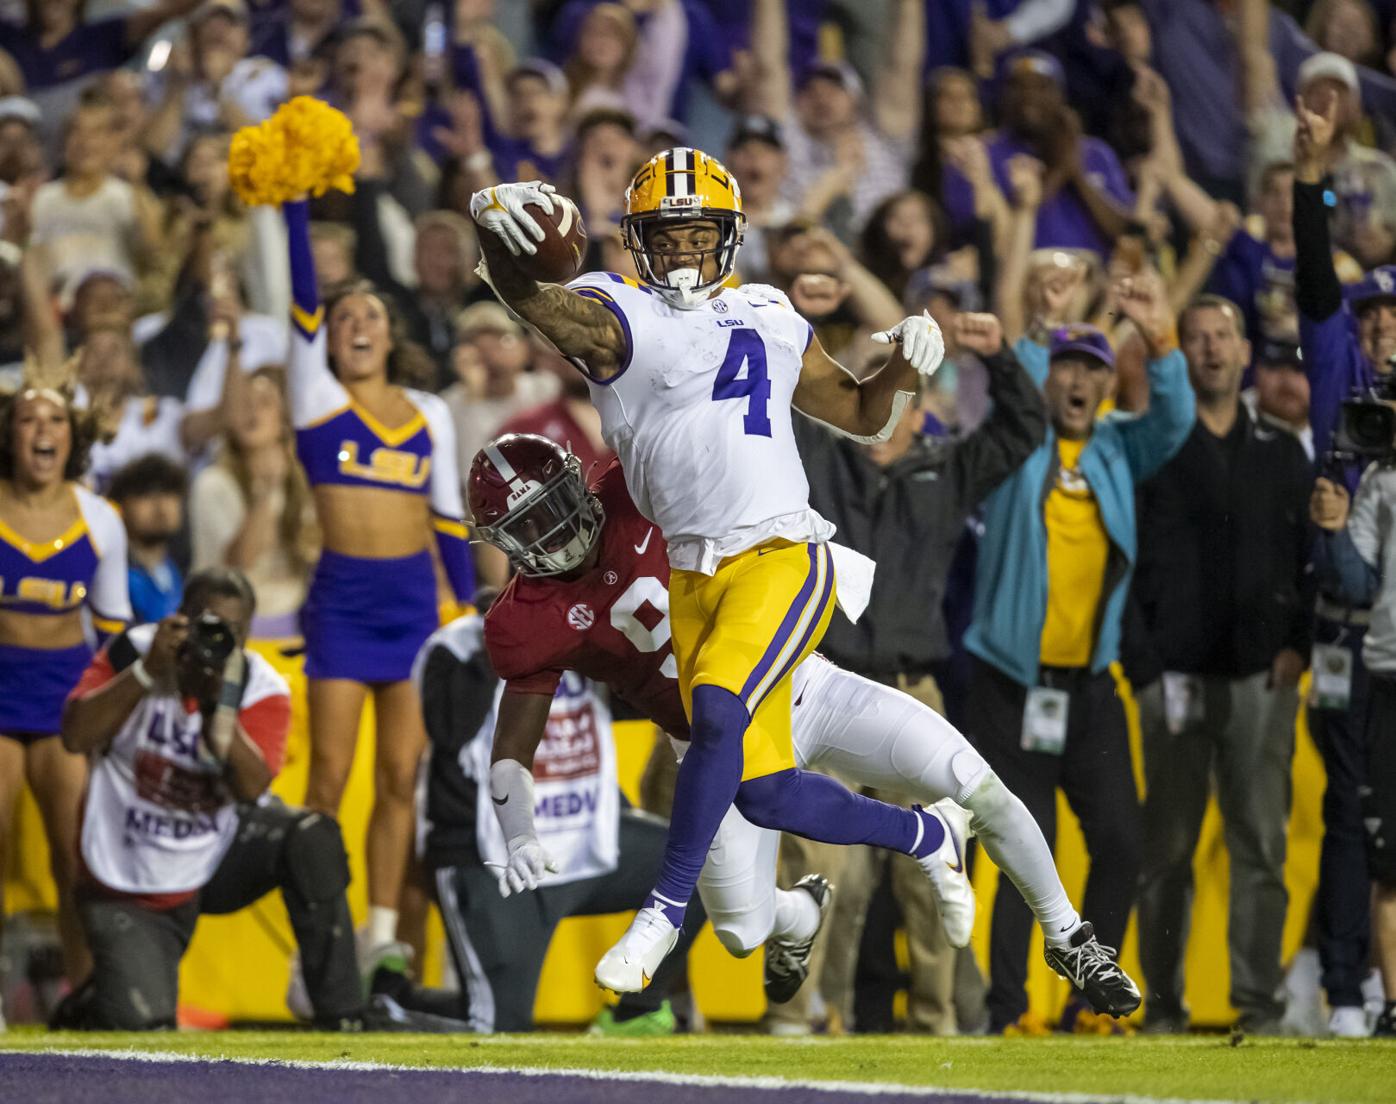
top-left (1299, 51), bottom-right (1360, 100)
top-left (0, 96), bottom-right (40, 127)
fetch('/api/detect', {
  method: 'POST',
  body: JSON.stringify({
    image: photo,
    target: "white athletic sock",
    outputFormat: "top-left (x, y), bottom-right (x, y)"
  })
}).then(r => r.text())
top-left (772, 887), bottom-right (820, 943)
top-left (367, 905), bottom-right (399, 948)
top-left (965, 775), bottom-right (1081, 947)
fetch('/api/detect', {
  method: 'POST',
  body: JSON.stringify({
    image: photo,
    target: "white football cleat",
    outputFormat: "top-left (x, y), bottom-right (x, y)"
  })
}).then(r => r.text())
top-left (917, 799), bottom-right (976, 948)
top-left (595, 906), bottom-right (679, 993)
top-left (1329, 1006), bottom-right (1369, 1038)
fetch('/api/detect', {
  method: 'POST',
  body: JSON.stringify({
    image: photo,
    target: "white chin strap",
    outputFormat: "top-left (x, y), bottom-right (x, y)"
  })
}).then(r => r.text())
top-left (656, 267), bottom-right (707, 310)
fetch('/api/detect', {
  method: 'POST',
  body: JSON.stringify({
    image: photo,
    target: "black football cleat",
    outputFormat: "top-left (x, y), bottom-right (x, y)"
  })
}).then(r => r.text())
top-left (1044, 921), bottom-right (1142, 1018)
top-left (764, 873), bottom-right (833, 1005)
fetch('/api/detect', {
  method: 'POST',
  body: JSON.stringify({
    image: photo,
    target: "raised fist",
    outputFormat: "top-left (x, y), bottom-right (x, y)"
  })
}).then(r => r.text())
top-left (954, 312), bottom-right (1003, 356)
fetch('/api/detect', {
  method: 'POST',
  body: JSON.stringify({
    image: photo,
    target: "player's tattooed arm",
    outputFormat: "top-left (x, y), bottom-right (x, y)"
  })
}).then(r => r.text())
top-left (793, 331), bottom-right (920, 443)
top-left (477, 230), bottom-right (627, 380)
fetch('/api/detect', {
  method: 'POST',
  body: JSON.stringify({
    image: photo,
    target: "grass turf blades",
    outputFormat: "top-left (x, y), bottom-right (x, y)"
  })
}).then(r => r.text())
top-left (2, 1031), bottom-right (1393, 1103)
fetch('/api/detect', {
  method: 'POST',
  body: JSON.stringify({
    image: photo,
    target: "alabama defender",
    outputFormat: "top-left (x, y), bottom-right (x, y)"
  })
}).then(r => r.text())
top-left (472, 149), bottom-right (954, 992)
top-left (469, 434), bottom-right (1142, 1018)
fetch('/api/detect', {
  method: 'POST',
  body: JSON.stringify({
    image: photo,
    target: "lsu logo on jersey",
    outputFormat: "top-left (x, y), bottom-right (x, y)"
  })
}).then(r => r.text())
top-left (2, 576), bottom-right (87, 611)
top-left (337, 441), bottom-right (431, 489)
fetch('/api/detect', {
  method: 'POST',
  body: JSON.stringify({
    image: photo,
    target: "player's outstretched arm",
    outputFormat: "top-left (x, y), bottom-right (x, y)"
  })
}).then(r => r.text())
top-left (488, 689), bottom-right (560, 897)
top-left (793, 314), bottom-right (944, 442)
top-left (470, 181), bottom-right (627, 380)
top-left (491, 689), bottom-right (553, 771)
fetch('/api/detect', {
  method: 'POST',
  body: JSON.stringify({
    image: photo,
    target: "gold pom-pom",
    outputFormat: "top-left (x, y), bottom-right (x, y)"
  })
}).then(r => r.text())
top-left (228, 96), bottom-right (361, 208)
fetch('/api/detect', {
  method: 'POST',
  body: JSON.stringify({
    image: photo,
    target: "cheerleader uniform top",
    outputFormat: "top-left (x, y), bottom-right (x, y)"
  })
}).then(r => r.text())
top-left (283, 199), bottom-right (474, 604)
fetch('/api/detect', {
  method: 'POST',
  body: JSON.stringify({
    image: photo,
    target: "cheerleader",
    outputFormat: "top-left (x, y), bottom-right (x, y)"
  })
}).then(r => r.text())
top-left (0, 368), bottom-right (130, 994)
top-left (284, 194), bottom-right (474, 961)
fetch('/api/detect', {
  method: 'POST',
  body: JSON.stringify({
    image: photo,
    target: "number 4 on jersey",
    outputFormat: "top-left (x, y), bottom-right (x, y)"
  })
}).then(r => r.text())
top-left (711, 328), bottom-right (772, 437)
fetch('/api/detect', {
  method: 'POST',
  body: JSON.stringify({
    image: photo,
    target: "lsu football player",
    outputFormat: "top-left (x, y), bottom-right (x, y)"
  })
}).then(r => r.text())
top-left (471, 148), bottom-right (966, 993)
top-left (468, 433), bottom-right (1143, 1018)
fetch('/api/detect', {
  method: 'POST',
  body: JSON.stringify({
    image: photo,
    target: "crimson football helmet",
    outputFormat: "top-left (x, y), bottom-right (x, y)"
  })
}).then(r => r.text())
top-left (468, 434), bottom-right (605, 576)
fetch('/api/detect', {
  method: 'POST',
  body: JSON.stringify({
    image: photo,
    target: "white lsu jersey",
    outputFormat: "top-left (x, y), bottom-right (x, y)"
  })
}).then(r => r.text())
top-left (567, 273), bottom-right (835, 574)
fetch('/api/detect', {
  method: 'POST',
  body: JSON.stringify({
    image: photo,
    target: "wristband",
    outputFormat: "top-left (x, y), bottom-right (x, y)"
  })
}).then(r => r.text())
top-left (463, 150), bottom-right (492, 173)
top-left (130, 658), bottom-right (154, 690)
top-left (489, 759), bottom-right (538, 843)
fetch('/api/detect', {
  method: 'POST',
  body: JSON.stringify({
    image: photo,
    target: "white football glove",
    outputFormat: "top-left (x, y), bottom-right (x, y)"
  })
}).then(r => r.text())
top-left (871, 311), bottom-right (946, 379)
top-left (496, 835), bottom-right (558, 898)
top-left (468, 180), bottom-right (557, 256)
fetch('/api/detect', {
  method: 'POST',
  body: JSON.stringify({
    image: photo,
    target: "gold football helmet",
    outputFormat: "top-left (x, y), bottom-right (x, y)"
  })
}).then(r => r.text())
top-left (621, 147), bottom-right (746, 308)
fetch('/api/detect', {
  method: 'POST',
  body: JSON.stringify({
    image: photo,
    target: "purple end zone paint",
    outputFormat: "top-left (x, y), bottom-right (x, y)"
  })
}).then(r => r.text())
top-left (1, 1053), bottom-right (1038, 1104)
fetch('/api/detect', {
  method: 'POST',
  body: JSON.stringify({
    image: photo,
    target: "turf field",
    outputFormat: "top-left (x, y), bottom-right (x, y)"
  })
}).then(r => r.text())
top-left (2, 1031), bottom-right (1392, 1103)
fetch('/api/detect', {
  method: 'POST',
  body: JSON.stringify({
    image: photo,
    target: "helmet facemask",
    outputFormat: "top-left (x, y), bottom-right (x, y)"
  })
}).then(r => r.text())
top-left (475, 454), bottom-right (605, 576)
top-left (622, 212), bottom-right (745, 310)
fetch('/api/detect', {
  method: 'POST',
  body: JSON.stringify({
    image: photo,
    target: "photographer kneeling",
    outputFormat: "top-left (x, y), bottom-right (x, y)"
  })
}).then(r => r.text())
top-left (57, 568), bottom-right (369, 1030)
top-left (1312, 476), bottom-right (1396, 1037)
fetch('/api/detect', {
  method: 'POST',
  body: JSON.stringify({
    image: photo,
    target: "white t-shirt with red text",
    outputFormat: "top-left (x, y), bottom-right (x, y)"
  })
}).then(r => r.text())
top-left (74, 625), bottom-right (290, 898)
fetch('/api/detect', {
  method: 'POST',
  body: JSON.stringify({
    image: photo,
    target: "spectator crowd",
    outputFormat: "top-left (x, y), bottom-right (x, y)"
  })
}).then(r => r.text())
top-left (2, 0), bottom-right (1396, 1040)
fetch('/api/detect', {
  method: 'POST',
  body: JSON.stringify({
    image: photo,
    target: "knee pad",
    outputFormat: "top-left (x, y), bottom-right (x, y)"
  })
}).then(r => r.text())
top-left (283, 811), bottom-right (351, 905)
top-left (713, 920), bottom-right (765, 959)
top-left (945, 746), bottom-right (991, 805)
top-left (960, 769), bottom-right (1017, 835)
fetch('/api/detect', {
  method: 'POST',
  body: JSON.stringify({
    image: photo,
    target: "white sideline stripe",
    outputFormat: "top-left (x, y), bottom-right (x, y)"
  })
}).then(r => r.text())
top-left (2, 1046), bottom-right (1253, 1104)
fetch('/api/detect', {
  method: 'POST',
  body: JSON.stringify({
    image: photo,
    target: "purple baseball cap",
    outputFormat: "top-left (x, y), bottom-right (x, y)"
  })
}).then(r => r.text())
top-left (1345, 265), bottom-right (1396, 310)
top-left (1049, 324), bottom-right (1115, 370)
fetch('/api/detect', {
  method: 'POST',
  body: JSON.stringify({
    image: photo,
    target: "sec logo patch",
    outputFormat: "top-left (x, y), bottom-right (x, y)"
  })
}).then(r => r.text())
top-left (604, 570), bottom-right (619, 585)
top-left (567, 603), bottom-right (595, 631)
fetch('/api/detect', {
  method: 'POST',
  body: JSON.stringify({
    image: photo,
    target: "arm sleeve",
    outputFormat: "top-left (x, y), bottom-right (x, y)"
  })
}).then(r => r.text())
top-left (1011, 335), bottom-right (1051, 389)
top-left (82, 493), bottom-right (132, 640)
top-left (1115, 349), bottom-right (1198, 482)
top-left (1296, 178), bottom-right (1368, 458)
top-left (1315, 527), bottom-right (1380, 607)
top-left (349, 178), bottom-right (409, 298)
top-left (70, 643), bottom-right (119, 702)
top-left (949, 345), bottom-right (1049, 506)
top-left (1288, 450), bottom-right (1318, 657)
top-left (420, 391), bottom-right (476, 603)
top-left (283, 199), bottom-right (348, 428)
top-left (1293, 180), bottom-right (1342, 322)
top-left (418, 635), bottom-right (501, 757)
top-left (237, 692), bottom-right (290, 776)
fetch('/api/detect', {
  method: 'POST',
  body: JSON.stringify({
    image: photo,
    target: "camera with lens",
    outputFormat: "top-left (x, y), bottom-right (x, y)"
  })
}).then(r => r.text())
top-left (1333, 373), bottom-right (1396, 463)
top-left (179, 612), bottom-right (238, 672)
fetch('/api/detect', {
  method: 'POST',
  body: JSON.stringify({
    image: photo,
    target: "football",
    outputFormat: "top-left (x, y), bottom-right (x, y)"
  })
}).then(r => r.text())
top-left (514, 194), bottom-right (588, 284)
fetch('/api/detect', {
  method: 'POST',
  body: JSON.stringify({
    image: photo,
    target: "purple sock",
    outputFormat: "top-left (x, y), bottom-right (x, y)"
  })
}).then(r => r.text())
top-left (734, 769), bottom-right (946, 858)
top-left (646, 684), bottom-right (750, 928)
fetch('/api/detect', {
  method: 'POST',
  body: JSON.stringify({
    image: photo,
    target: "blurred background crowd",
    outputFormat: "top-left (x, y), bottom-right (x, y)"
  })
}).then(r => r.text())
top-left (3, 0), bottom-right (1396, 1040)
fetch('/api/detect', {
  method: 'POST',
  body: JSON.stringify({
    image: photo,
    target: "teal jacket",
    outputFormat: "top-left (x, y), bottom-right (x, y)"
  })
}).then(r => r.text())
top-left (963, 337), bottom-right (1195, 687)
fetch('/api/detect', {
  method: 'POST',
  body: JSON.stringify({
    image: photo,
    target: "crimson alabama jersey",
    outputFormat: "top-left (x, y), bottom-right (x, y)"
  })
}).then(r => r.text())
top-left (485, 460), bottom-right (690, 737)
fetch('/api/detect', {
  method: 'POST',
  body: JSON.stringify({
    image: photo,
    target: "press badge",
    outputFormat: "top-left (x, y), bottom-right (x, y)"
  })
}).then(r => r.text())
top-left (1310, 644), bottom-right (1354, 711)
top-left (1021, 687), bottom-right (1069, 755)
top-left (1162, 672), bottom-right (1204, 736)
